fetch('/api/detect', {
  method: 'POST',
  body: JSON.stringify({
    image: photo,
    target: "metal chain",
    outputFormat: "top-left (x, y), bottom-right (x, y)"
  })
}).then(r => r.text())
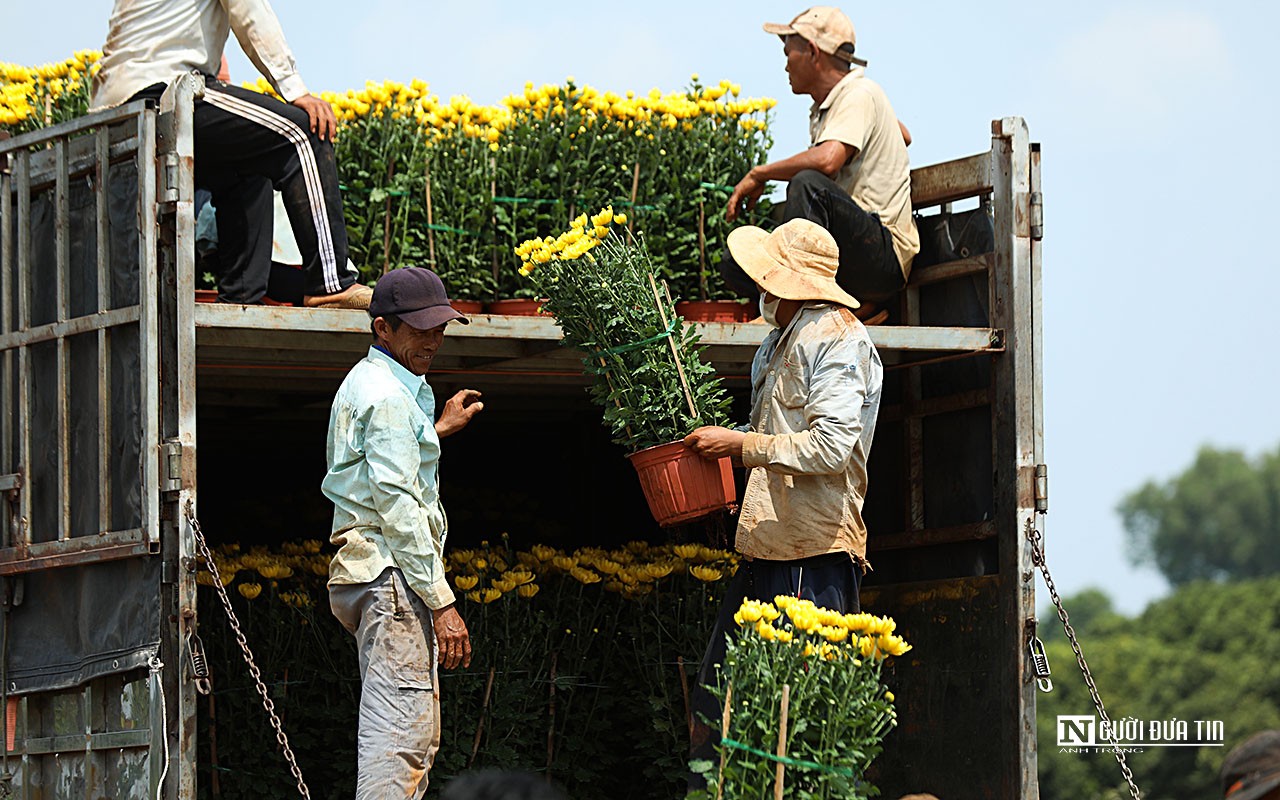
top-left (1026, 518), bottom-right (1142, 800)
top-left (185, 501), bottom-right (312, 800)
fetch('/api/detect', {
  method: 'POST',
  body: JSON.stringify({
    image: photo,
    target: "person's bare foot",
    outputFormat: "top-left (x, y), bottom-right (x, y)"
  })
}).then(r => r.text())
top-left (854, 301), bottom-right (890, 326)
top-left (302, 283), bottom-right (372, 309)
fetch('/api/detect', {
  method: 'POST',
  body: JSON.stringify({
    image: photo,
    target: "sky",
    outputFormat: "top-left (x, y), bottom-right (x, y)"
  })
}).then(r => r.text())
top-left (5, 0), bottom-right (1278, 614)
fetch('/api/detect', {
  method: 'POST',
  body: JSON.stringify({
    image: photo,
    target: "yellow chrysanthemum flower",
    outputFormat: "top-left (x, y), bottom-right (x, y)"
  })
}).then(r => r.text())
top-left (821, 625), bottom-right (849, 643)
top-left (672, 544), bottom-right (700, 560)
top-left (238, 583), bottom-right (262, 600)
top-left (878, 633), bottom-right (912, 657)
top-left (517, 583), bottom-right (540, 599)
top-left (454, 574), bottom-right (479, 591)
top-left (689, 565), bottom-right (723, 582)
top-left (755, 620), bottom-right (777, 641)
top-left (736, 600), bottom-right (763, 623)
top-left (590, 206), bottom-right (614, 228)
top-left (491, 578), bottom-right (517, 593)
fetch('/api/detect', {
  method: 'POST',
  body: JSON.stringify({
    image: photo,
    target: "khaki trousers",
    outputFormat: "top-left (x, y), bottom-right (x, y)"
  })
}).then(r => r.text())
top-left (330, 567), bottom-right (441, 799)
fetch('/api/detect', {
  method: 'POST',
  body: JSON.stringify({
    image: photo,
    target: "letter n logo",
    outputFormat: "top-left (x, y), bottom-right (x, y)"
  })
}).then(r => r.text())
top-left (1057, 715), bottom-right (1095, 746)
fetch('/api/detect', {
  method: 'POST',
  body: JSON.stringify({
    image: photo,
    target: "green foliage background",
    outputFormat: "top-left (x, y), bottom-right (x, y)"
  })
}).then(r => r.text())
top-left (1119, 444), bottom-right (1280, 586)
top-left (1035, 579), bottom-right (1280, 799)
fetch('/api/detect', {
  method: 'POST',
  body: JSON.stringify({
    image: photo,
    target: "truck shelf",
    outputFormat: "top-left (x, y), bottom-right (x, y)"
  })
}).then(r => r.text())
top-left (193, 303), bottom-right (1002, 392)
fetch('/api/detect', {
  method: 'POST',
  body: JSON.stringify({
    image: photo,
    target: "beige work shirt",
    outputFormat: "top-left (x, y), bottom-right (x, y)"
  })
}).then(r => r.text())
top-left (91, 0), bottom-right (309, 110)
top-left (737, 303), bottom-right (883, 564)
top-left (810, 68), bottom-right (920, 277)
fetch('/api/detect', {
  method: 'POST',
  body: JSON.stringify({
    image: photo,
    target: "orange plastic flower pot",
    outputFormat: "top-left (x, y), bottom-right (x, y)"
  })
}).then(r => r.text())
top-left (675, 300), bottom-right (758, 323)
top-left (627, 440), bottom-right (737, 527)
top-left (485, 298), bottom-right (552, 316)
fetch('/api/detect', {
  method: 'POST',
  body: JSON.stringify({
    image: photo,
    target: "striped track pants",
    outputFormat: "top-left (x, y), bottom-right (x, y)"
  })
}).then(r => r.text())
top-left (140, 77), bottom-right (356, 302)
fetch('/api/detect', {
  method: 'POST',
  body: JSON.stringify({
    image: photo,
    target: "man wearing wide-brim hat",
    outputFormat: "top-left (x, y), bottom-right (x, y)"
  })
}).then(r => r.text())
top-left (684, 218), bottom-right (883, 773)
top-left (721, 6), bottom-right (918, 323)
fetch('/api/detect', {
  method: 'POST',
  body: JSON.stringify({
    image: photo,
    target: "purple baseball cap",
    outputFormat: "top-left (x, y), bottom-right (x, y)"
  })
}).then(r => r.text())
top-left (369, 268), bottom-right (469, 329)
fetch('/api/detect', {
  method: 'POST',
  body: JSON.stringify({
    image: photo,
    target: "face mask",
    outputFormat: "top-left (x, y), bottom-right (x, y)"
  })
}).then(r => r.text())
top-left (759, 294), bottom-right (782, 328)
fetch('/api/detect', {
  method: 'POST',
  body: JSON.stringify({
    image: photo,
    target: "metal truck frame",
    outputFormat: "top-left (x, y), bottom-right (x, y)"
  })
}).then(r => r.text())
top-left (0, 80), bottom-right (1043, 798)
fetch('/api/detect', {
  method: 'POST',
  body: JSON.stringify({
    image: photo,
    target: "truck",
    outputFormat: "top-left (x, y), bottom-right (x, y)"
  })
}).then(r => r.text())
top-left (0, 75), bottom-right (1045, 798)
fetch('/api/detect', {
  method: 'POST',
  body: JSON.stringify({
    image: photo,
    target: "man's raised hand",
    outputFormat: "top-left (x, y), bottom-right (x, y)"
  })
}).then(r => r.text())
top-left (435, 389), bottom-right (483, 438)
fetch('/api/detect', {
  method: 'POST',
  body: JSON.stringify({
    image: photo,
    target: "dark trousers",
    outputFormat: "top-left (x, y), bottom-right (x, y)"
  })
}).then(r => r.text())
top-left (689, 551), bottom-right (862, 774)
top-left (720, 169), bottom-right (905, 303)
top-left (134, 79), bottom-right (355, 303)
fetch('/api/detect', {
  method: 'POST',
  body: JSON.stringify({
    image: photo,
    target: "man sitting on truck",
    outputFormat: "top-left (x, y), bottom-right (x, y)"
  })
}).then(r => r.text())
top-left (722, 6), bottom-right (918, 324)
top-left (91, 0), bottom-right (371, 308)
top-left (324, 268), bottom-right (483, 798)
top-left (684, 218), bottom-right (883, 779)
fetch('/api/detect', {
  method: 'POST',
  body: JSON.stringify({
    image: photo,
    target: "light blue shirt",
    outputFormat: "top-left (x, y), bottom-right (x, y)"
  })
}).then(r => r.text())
top-left (323, 346), bottom-right (454, 609)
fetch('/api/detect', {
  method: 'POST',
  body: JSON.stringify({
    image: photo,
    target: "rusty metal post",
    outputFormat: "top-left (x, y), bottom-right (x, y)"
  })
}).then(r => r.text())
top-left (988, 116), bottom-right (1040, 800)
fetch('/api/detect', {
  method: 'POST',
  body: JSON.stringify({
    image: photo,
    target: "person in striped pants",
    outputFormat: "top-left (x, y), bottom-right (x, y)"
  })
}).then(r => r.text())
top-left (91, 0), bottom-right (371, 308)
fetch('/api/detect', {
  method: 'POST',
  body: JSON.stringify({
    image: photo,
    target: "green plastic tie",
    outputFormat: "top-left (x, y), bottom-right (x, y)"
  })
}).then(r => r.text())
top-left (424, 222), bottom-right (478, 236)
top-left (337, 184), bottom-right (410, 197)
top-left (587, 316), bottom-right (682, 362)
top-left (493, 196), bottom-right (563, 206)
top-left (719, 738), bottom-right (858, 777)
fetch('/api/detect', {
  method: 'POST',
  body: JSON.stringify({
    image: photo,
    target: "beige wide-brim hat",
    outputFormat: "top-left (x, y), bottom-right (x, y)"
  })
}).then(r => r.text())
top-left (727, 219), bottom-right (860, 309)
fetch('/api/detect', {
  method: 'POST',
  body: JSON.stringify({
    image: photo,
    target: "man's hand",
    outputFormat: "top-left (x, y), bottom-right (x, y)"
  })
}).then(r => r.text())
top-left (431, 604), bottom-right (471, 670)
top-left (291, 94), bottom-right (337, 142)
top-left (725, 169), bottom-right (765, 222)
top-left (435, 389), bottom-right (483, 438)
top-left (684, 426), bottom-right (747, 462)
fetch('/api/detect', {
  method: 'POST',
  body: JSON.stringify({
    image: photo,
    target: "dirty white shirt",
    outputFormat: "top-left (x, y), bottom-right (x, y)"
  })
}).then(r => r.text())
top-left (737, 303), bottom-right (883, 564)
top-left (323, 347), bottom-right (455, 610)
top-left (91, 0), bottom-right (308, 110)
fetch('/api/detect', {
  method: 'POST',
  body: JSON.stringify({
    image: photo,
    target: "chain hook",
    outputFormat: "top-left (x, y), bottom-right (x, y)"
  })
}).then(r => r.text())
top-left (1025, 517), bottom-right (1142, 799)
top-left (185, 504), bottom-right (311, 799)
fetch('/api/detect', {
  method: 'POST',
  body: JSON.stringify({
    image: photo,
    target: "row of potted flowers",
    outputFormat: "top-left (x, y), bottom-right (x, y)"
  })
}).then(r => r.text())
top-left (192, 289), bottom-right (760, 322)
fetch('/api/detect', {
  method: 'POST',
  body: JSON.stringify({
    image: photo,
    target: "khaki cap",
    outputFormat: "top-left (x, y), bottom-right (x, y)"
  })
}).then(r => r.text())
top-left (727, 219), bottom-right (860, 309)
top-left (763, 7), bottom-right (867, 67)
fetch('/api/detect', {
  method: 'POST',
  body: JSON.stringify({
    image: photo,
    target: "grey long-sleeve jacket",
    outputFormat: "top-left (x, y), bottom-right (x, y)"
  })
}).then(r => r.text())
top-left (736, 303), bottom-right (883, 565)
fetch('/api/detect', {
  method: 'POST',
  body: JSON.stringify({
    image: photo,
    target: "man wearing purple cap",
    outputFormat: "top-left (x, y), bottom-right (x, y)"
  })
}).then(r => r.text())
top-left (723, 6), bottom-right (919, 322)
top-left (324, 267), bottom-right (482, 798)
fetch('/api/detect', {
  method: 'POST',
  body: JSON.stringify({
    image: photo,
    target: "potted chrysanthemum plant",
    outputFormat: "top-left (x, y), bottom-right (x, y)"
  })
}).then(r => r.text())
top-left (690, 596), bottom-right (912, 799)
top-left (515, 207), bottom-right (735, 526)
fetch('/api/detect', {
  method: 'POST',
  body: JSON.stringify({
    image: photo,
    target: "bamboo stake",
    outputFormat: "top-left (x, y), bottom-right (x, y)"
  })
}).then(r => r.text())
top-left (490, 156), bottom-right (500, 291)
top-left (774, 684), bottom-right (791, 800)
top-left (697, 201), bottom-right (709, 302)
top-left (546, 652), bottom-right (558, 776)
top-left (628, 162), bottom-right (641, 234)
top-left (715, 682), bottom-right (732, 800)
top-left (649, 274), bottom-right (698, 420)
top-left (382, 157), bottom-right (395, 275)
top-left (208, 679), bottom-right (221, 798)
top-left (468, 666), bottom-right (497, 767)
top-left (424, 158), bottom-right (436, 268)
top-left (677, 656), bottom-right (693, 744)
